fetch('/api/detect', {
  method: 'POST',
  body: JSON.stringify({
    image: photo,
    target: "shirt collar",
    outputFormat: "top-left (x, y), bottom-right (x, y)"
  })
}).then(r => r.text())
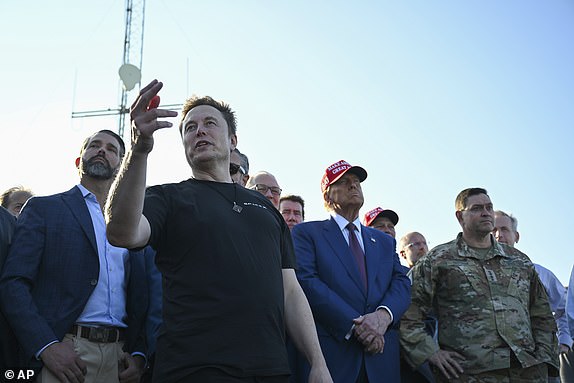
top-left (76, 184), bottom-right (91, 197)
top-left (76, 184), bottom-right (98, 203)
top-left (455, 232), bottom-right (509, 260)
top-left (330, 211), bottom-right (362, 234)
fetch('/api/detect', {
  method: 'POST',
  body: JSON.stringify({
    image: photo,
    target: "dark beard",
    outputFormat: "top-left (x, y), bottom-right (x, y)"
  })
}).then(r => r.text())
top-left (82, 157), bottom-right (115, 180)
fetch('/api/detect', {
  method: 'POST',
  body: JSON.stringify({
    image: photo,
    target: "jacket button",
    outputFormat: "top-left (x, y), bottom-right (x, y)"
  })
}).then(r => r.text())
top-left (90, 279), bottom-right (97, 286)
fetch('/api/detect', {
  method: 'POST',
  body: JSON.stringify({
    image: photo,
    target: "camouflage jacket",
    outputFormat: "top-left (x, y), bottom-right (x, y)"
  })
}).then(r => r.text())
top-left (399, 233), bottom-right (559, 374)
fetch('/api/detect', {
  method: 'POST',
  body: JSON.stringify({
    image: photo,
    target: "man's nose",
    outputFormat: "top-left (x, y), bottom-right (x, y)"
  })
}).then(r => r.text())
top-left (195, 123), bottom-right (207, 136)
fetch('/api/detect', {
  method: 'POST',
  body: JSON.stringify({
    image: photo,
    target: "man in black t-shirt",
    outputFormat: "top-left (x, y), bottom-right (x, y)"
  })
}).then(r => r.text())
top-left (105, 80), bottom-right (332, 383)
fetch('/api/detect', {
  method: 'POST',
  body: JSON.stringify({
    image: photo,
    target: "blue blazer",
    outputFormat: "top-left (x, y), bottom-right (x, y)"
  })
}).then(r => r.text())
top-left (292, 218), bottom-right (411, 383)
top-left (0, 206), bottom-right (18, 369)
top-left (0, 186), bottom-right (149, 366)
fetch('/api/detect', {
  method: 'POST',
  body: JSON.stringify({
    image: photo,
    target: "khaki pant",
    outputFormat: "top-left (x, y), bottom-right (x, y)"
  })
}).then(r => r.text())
top-left (38, 333), bottom-right (124, 383)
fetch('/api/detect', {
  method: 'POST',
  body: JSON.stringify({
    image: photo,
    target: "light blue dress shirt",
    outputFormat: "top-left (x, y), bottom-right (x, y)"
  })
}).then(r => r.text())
top-left (535, 263), bottom-right (572, 347)
top-left (76, 184), bottom-right (128, 328)
top-left (567, 264), bottom-right (574, 342)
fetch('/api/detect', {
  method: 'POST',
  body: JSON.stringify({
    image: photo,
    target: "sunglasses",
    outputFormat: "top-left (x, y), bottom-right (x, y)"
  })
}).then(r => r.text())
top-left (230, 163), bottom-right (246, 176)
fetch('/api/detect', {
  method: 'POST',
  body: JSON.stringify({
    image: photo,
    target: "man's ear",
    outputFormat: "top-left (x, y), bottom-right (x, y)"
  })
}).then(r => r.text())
top-left (75, 157), bottom-right (81, 168)
top-left (323, 190), bottom-right (330, 204)
top-left (514, 231), bottom-right (520, 244)
top-left (230, 134), bottom-right (237, 152)
top-left (455, 210), bottom-right (463, 224)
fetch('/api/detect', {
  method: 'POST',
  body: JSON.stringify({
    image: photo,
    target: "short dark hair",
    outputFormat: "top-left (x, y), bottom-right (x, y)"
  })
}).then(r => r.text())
top-left (455, 188), bottom-right (488, 211)
top-left (279, 194), bottom-right (305, 220)
top-left (81, 130), bottom-right (126, 159)
top-left (234, 148), bottom-right (249, 174)
top-left (0, 186), bottom-right (33, 209)
top-left (179, 96), bottom-right (237, 137)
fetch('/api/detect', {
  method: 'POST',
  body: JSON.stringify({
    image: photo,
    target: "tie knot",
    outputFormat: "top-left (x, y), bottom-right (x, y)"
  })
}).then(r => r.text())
top-left (346, 222), bottom-right (357, 232)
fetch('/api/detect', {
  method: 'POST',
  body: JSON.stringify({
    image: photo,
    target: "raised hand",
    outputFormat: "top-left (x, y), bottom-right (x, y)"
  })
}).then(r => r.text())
top-left (129, 79), bottom-right (178, 154)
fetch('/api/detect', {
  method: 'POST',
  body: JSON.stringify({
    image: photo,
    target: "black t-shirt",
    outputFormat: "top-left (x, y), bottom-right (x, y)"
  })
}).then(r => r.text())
top-left (143, 178), bottom-right (296, 382)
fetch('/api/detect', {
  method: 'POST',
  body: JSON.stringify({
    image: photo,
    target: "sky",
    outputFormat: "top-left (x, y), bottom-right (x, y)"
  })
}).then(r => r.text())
top-left (2, 1), bottom-right (573, 284)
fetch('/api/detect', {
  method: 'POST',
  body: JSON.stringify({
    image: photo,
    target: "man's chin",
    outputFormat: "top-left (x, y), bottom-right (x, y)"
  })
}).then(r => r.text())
top-left (86, 172), bottom-right (113, 180)
top-left (189, 152), bottom-right (225, 167)
top-left (477, 229), bottom-right (494, 238)
top-left (84, 165), bottom-right (114, 180)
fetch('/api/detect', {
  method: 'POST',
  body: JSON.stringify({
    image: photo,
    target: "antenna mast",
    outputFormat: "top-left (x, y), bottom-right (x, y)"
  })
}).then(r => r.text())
top-left (71, 1), bottom-right (181, 135)
top-left (118, 0), bottom-right (146, 138)
top-left (71, 0), bottom-right (146, 140)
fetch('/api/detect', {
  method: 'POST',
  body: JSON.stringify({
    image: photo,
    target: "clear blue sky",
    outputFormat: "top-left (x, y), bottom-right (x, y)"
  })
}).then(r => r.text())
top-left (2, 1), bottom-right (573, 283)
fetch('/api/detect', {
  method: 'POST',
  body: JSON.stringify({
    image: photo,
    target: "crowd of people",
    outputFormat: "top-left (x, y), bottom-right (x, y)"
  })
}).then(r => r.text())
top-left (1, 79), bottom-right (573, 383)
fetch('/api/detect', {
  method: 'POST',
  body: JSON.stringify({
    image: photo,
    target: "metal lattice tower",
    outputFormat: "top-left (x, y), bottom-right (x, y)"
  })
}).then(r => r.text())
top-left (71, 1), bottom-right (181, 135)
top-left (118, 0), bottom-right (146, 138)
top-left (71, 0), bottom-right (146, 140)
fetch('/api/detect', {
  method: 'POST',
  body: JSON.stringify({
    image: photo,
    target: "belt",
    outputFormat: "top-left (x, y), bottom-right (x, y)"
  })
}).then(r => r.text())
top-left (70, 324), bottom-right (125, 343)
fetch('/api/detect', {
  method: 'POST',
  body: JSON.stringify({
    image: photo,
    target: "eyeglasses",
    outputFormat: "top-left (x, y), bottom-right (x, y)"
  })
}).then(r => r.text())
top-left (463, 204), bottom-right (494, 214)
top-left (251, 184), bottom-right (282, 196)
top-left (229, 163), bottom-right (246, 176)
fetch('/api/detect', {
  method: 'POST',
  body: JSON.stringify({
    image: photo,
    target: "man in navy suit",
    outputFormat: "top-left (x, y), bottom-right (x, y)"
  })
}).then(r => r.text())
top-left (292, 160), bottom-right (411, 383)
top-left (0, 130), bottom-right (147, 383)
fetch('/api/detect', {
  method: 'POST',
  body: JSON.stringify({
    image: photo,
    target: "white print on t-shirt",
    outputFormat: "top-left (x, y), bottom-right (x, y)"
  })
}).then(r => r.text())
top-left (243, 202), bottom-right (268, 210)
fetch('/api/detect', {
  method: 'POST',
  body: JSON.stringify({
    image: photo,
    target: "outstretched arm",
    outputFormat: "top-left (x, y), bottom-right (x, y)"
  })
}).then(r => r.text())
top-left (282, 269), bottom-right (333, 383)
top-left (105, 80), bottom-right (178, 248)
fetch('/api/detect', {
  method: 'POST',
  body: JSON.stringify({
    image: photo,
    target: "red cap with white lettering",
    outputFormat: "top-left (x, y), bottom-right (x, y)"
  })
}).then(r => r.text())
top-left (321, 160), bottom-right (367, 193)
top-left (363, 207), bottom-right (399, 227)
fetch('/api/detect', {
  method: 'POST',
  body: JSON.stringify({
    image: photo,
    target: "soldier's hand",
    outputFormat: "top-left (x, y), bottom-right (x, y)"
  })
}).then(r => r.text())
top-left (428, 349), bottom-right (465, 380)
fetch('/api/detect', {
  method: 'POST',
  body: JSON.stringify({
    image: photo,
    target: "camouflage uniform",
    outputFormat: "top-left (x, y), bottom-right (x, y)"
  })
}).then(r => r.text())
top-left (400, 233), bottom-right (559, 379)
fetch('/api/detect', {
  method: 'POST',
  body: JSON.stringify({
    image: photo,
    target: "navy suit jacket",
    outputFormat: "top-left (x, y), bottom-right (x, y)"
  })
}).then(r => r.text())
top-left (0, 206), bottom-right (16, 270)
top-left (0, 207), bottom-right (18, 369)
top-left (0, 186), bottom-right (148, 366)
top-left (292, 218), bottom-right (411, 383)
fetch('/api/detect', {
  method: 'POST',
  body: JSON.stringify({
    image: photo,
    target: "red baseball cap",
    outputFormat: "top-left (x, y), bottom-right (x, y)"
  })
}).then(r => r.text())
top-left (363, 207), bottom-right (399, 227)
top-left (321, 160), bottom-right (367, 193)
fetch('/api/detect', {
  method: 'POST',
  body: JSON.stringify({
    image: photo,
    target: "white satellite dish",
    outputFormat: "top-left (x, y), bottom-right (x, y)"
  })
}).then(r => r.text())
top-left (118, 63), bottom-right (141, 91)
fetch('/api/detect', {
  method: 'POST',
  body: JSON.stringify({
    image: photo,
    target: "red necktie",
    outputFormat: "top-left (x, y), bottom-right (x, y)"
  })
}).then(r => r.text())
top-left (347, 223), bottom-right (367, 290)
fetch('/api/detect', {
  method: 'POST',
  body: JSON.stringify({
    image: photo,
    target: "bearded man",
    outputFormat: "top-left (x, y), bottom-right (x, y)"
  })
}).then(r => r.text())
top-left (0, 130), bottom-right (149, 383)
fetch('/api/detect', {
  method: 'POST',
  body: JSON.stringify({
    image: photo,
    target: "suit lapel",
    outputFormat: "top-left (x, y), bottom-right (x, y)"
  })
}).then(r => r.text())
top-left (323, 218), bottom-right (366, 294)
top-left (362, 226), bottom-right (383, 297)
top-left (61, 186), bottom-right (98, 254)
